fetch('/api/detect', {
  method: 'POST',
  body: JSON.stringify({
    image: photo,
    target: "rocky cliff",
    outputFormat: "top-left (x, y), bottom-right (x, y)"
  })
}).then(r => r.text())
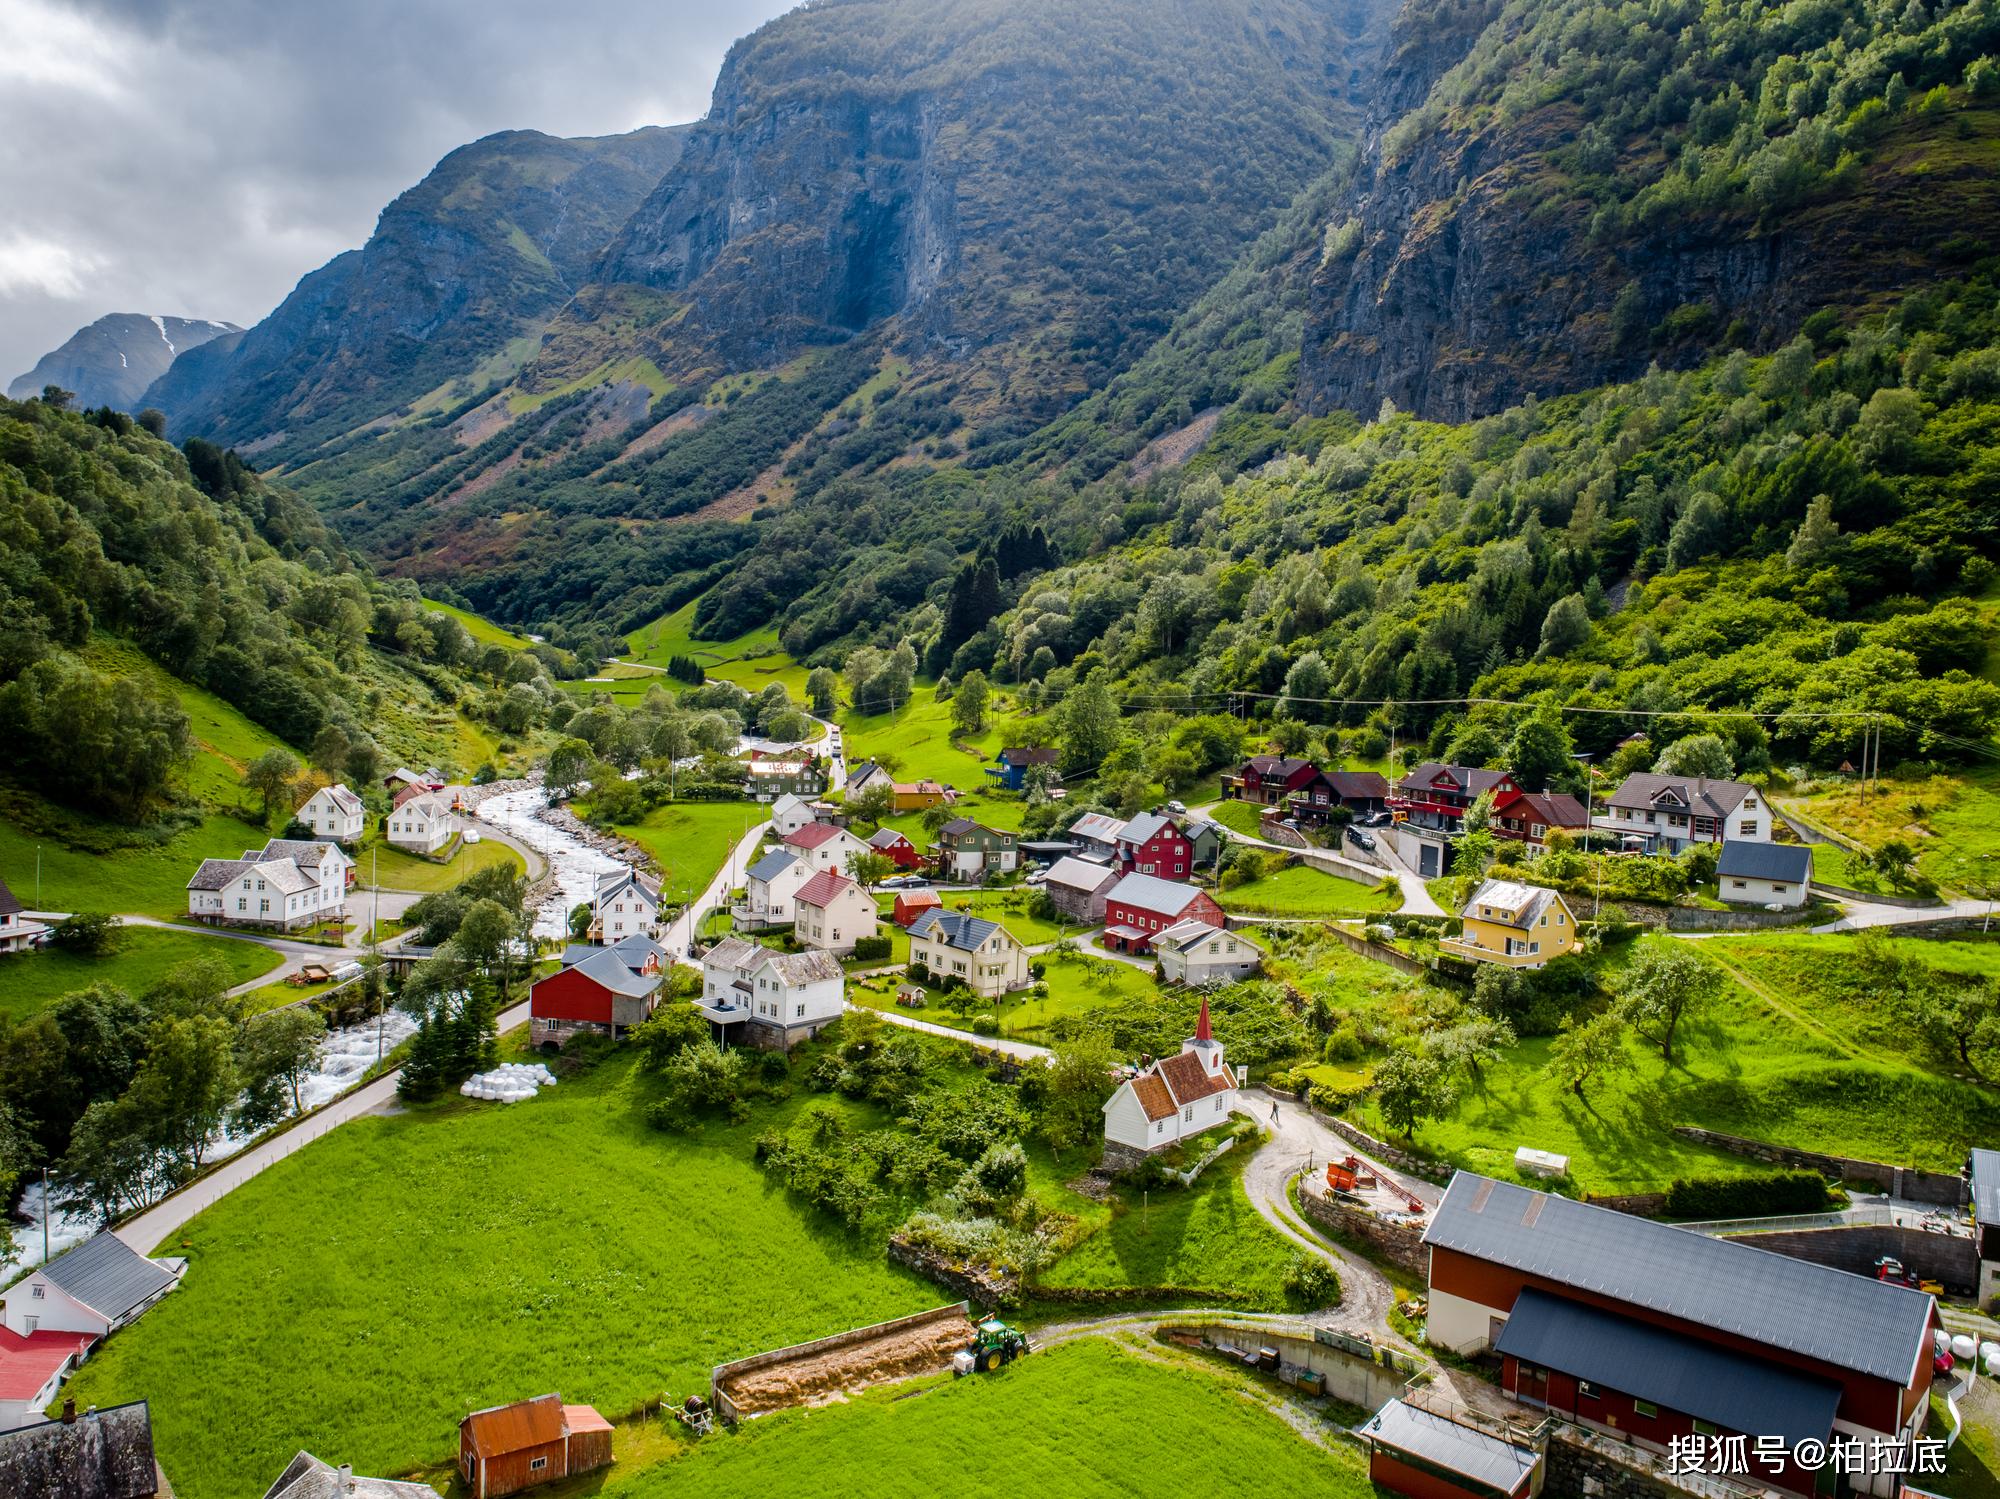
top-left (7, 313), bottom-right (240, 409)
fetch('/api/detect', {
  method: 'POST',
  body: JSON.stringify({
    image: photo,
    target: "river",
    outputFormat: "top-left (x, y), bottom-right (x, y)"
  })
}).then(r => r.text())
top-left (473, 785), bottom-right (626, 938)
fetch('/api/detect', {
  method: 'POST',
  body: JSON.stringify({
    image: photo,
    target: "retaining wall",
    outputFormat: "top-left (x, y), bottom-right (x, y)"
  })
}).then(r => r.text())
top-left (1167, 1323), bottom-right (1415, 1411)
top-left (1670, 1127), bottom-right (1969, 1206)
top-left (1719, 1224), bottom-right (1976, 1296)
top-left (1319, 1113), bottom-right (1453, 1186)
top-left (1584, 1191), bottom-right (1670, 1217)
top-left (1296, 1185), bottom-right (1429, 1276)
top-left (1323, 923), bottom-right (1430, 978)
top-left (1547, 1429), bottom-right (1697, 1499)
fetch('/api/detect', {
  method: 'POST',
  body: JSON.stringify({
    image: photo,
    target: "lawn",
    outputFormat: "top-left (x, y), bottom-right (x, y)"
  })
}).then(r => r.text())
top-left (83, 636), bottom-right (295, 809)
top-left (421, 598), bottom-right (533, 651)
top-left (598, 1339), bottom-right (1371, 1499)
top-left (0, 812), bottom-right (270, 919)
top-left (240, 973), bottom-right (351, 1018)
top-left (0, 927), bottom-right (280, 1022)
top-left (613, 801), bottom-right (760, 908)
top-left (1930, 1384), bottom-right (2000, 1499)
top-left (354, 836), bottom-right (524, 894)
top-left (926, 889), bottom-right (1075, 945)
top-left (1216, 864), bottom-right (1398, 917)
top-left (1805, 839), bottom-right (1886, 892)
top-left (1206, 799), bottom-right (1266, 838)
top-left (62, 1051), bottom-right (939, 1498)
top-left (849, 952), bottom-right (1158, 1047)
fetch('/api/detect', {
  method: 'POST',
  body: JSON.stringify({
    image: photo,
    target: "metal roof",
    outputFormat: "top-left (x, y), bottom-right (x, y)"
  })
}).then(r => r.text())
top-left (1424, 1173), bottom-right (1933, 1384)
top-left (1716, 840), bottom-right (1812, 883)
top-left (1118, 811), bottom-right (1179, 845)
top-left (746, 847), bottom-right (801, 883)
top-left (38, 1232), bottom-right (177, 1321)
top-left (1067, 812), bottom-right (1128, 843)
top-left (794, 869), bottom-right (859, 909)
top-left (1360, 1399), bottom-right (1538, 1497)
top-left (1106, 872), bottom-right (1209, 918)
top-left (1496, 1288), bottom-right (1842, 1447)
top-left (1972, 1148), bottom-right (2000, 1228)
top-left (461, 1393), bottom-right (564, 1459)
top-left (1046, 856), bottom-right (1118, 890)
top-left (569, 948), bottom-right (662, 999)
top-left (262, 1450), bottom-right (438, 1499)
top-left (907, 908), bottom-right (1003, 952)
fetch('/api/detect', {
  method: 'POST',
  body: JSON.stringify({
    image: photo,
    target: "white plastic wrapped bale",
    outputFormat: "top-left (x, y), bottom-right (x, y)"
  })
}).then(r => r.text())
top-left (460, 1062), bottom-right (560, 1102)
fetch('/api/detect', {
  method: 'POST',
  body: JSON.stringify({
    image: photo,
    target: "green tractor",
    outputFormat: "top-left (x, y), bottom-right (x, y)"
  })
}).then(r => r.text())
top-left (958, 1318), bottom-right (1032, 1374)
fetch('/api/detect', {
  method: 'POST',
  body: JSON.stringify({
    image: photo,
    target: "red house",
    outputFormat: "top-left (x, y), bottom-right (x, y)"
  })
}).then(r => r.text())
top-left (866, 826), bottom-right (923, 871)
top-left (529, 936), bottom-right (667, 1047)
top-left (1113, 811), bottom-right (1193, 880)
top-left (1489, 788), bottom-right (1588, 848)
top-left (1223, 755), bottom-right (1318, 806)
top-left (1391, 764), bottom-right (1520, 832)
top-left (1419, 1172), bottom-right (1940, 1499)
top-left (1101, 873), bottom-right (1225, 954)
top-left (892, 890), bottom-right (942, 927)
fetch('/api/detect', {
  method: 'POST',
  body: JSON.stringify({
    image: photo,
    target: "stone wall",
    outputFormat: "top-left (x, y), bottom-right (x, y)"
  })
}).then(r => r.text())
top-left (885, 1239), bottom-right (1016, 1307)
top-left (1670, 1127), bottom-right (1969, 1206)
top-left (1584, 1191), bottom-right (1670, 1217)
top-left (1318, 1112), bottom-right (1453, 1186)
top-left (1296, 1185), bottom-right (1430, 1276)
top-left (1546, 1429), bottom-right (1694, 1499)
top-left (1611, 900), bottom-right (1824, 933)
top-left (1323, 922), bottom-right (1430, 978)
top-left (1099, 1139), bottom-right (1153, 1175)
top-left (1721, 1224), bottom-right (1977, 1296)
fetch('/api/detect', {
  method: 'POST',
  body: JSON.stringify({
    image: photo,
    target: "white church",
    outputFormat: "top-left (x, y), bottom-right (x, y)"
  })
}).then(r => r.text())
top-left (1100, 996), bottom-right (1239, 1169)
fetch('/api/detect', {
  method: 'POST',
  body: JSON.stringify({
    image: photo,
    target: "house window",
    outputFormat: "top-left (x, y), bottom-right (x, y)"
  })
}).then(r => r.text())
top-left (1731, 879), bottom-right (1747, 889)
top-left (1773, 883), bottom-right (1789, 893)
top-left (1182, 1105), bottom-right (1194, 1122)
top-left (529, 1458), bottom-right (549, 1472)
top-left (30, 1284), bottom-right (43, 1299)
top-left (1577, 1380), bottom-right (1601, 1401)
top-left (1634, 1399), bottom-right (1659, 1418)
top-left (796, 1005), bottom-right (805, 1017)
top-left (1738, 819), bottom-right (1757, 835)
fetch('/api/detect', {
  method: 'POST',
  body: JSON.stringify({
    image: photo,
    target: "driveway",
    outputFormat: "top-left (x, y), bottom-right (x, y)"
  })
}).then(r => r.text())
top-left (864, 1005), bottom-right (1052, 1061)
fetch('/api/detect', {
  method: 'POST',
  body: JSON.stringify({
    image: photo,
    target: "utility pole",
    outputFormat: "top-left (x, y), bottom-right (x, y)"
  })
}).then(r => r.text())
top-left (40, 1167), bottom-right (49, 1264)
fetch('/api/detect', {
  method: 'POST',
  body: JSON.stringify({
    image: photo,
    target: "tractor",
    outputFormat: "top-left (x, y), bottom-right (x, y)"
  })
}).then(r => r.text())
top-left (957, 1319), bottom-right (1032, 1374)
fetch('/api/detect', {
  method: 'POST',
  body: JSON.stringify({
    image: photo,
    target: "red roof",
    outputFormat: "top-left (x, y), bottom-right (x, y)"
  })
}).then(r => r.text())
top-left (0, 1326), bottom-right (96, 1400)
top-left (795, 870), bottom-right (857, 908)
top-left (562, 1403), bottom-right (612, 1435)
top-left (1157, 1048), bottom-right (1231, 1105)
top-left (784, 823), bottom-right (845, 850)
top-left (1194, 995), bottom-right (1212, 1043)
top-left (463, 1393), bottom-right (564, 1459)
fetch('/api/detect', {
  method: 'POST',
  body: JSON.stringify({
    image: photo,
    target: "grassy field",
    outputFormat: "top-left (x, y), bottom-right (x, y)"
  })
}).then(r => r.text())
top-left (1205, 799), bottom-right (1265, 837)
top-left (420, 598), bottom-right (533, 651)
top-left (0, 813), bottom-right (270, 919)
top-left (1931, 1384), bottom-right (2000, 1499)
top-left (354, 836), bottom-right (524, 894)
top-left (84, 636), bottom-right (294, 808)
top-left (838, 694), bottom-right (1009, 789)
top-left (623, 600), bottom-right (812, 700)
top-left (240, 973), bottom-right (350, 1018)
top-left (925, 889), bottom-right (1075, 945)
top-left (0, 927), bottom-right (280, 1022)
top-left (598, 1339), bottom-right (1370, 1499)
top-left (1783, 769), bottom-right (2000, 893)
top-left (849, 952), bottom-right (1157, 1046)
top-left (1215, 864), bottom-right (1398, 916)
top-left (63, 1051), bottom-right (938, 1498)
top-left (612, 801), bottom-right (760, 907)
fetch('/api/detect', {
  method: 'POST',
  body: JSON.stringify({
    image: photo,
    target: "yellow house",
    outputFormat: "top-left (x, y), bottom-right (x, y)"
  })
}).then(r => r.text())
top-left (1441, 878), bottom-right (1579, 968)
top-left (907, 908), bottom-right (1030, 999)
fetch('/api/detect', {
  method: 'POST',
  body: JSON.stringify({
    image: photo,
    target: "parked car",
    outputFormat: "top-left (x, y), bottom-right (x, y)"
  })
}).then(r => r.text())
top-left (1024, 868), bottom-right (1047, 885)
top-left (1363, 811), bottom-right (1392, 827)
top-left (1345, 827), bottom-right (1377, 851)
top-left (1167, 799), bottom-right (1187, 814)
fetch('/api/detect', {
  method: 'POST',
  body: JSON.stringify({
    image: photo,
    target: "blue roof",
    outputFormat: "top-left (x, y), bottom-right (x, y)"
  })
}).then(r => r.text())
top-left (746, 848), bottom-right (800, 883)
top-left (1716, 840), bottom-right (1812, 883)
top-left (907, 908), bottom-right (1004, 951)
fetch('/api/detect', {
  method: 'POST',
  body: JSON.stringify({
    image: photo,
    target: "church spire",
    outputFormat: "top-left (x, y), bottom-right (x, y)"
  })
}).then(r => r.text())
top-left (1195, 994), bottom-right (1212, 1044)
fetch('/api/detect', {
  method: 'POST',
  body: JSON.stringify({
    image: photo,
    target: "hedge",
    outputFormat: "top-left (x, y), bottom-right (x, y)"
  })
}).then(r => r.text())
top-left (1662, 1170), bottom-right (1832, 1220)
top-left (850, 934), bottom-right (893, 962)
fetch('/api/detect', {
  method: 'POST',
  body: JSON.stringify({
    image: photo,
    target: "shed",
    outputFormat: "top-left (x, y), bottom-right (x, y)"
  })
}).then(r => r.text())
top-left (893, 890), bottom-right (943, 927)
top-left (1360, 1397), bottom-right (1539, 1499)
top-left (459, 1393), bottom-right (611, 1498)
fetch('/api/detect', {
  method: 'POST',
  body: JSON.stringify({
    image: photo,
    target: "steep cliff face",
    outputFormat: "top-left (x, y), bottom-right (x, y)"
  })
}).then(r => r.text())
top-left (7, 313), bottom-right (240, 408)
top-left (149, 125), bottom-right (687, 442)
top-left (1299, 0), bottom-right (2000, 422)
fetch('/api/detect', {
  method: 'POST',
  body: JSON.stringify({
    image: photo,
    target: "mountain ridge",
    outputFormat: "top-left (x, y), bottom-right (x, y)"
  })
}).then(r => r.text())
top-left (8, 313), bottom-right (241, 409)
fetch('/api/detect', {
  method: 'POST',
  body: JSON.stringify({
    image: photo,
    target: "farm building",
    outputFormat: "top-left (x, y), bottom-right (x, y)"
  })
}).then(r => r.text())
top-left (1064, 812), bottom-right (1127, 861)
top-left (698, 937), bottom-right (845, 1047)
top-left (528, 936), bottom-right (667, 1046)
top-left (3, 1231), bottom-right (182, 1342)
top-left (793, 870), bottom-right (877, 955)
top-left (1044, 857), bottom-right (1119, 924)
top-left (589, 867), bottom-right (661, 943)
top-left (1440, 879), bottom-right (1577, 969)
top-left (867, 826), bottom-right (923, 870)
top-left (262, 1450), bottom-right (439, 1498)
top-left (1973, 1148), bottom-right (2000, 1305)
top-left (1152, 921), bottom-right (1261, 986)
top-left (1422, 1172), bottom-right (1941, 1498)
top-left (0, 874), bottom-right (49, 956)
top-left (735, 847), bottom-right (813, 930)
top-left (459, 1393), bottom-right (611, 1498)
top-left (1100, 873), bottom-right (1225, 955)
top-left (384, 790), bottom-right (458, 854)
top-left (295, 783), bottom-right (367, 843)
top-left (1359, 1396), bottom-right (1540, 1499)
top-left (1716, 840), bottom-right (1813, 908)
top-left (781, 820), bottom-right (870, 875)
top-left (0, 1326), bottom-right (96, 1431)
top-left (1113, 811), bottom-right (1194, 880)
top-left (892, 889), bottom-right (943, 927)
top-left (907, 909), bottom-right (1029, 998)
top-left (1100, 997), bottom-right (1238, 1166)
top-left (767, 792), bottom-right (816, 837)
top-left (0, 1398), bottom-right (161, 1497)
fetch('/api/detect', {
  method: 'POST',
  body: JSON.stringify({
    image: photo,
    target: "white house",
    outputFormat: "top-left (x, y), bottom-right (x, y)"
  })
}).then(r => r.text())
top-left (3, 1231), bottom-right (181, 1342)
top-left (698, 936), bottom-right (846, 1048)
top-left (296, 783), bottom-right (367, 843)
top-left (386, 790), bottom-right (457, 854)
top-left (1153, 921), bottom-right (1262, 986)
top-left (793, 870), bottom-right (878, 955)
top-left (251, 838), bottom-right (353, 903)
top-left (781, 821), bottom-right (871, 875)
top-left (844, 760), bottom-right (894, 799)
top-left (188, 857), bottom-right (314, 930)
top-left (0, 1323), bottom-right (97, 1431)
top-left (1716, 840), bottom-right (1813, 908)
top-left (769, 793), bottom-right (816, 838)
top-left (1101, 997), bottom-right (1238, 1167)
top-left (907, 909), bottom-right (1030, 999)
top-left (0, 875), bottom-right (49, 955)
top-left (734, 847), bottom-right (815, 930)
top-left (1595, 773), bottom-right (1770, 854)
top-left (591, 868), bottom-right (662, 942)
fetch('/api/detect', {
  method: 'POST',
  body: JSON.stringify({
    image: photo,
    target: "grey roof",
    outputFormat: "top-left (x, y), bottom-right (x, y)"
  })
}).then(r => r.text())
top-left (187, 857), bottom-right (252, 891)
top-left (1495, 1288), bottom-right (1842, 1448)
top-left (255, 839), bottom-right (345, 867)
top-left (1972, 1148), bottom-right (2000, 1228)
top-left (1067, 812), bottom-right (1127, 843)
top-left (1106, 872), bottom-right (1209, 918)
top-left (764, 947), bottom-right (843, 985)
top-left (594, 867), bottom-right (661, 903)
top-left (568, 948), bottom-right (661, 999)
top-left (321, 783), bottom-right (366, 816)
top-left (746, 848), bottom-right (801, 884)
top-left (246, 858), bottom-right (314, 896)
top-left (1606, 771), bottom-right (1754, 818)
top-left (1046, 856), bottom-right (1118, 891)
top-left (1460, 878), bottom-right (1565, 928)
top-left (1424, 1173), bottom-right (1933, 1384)
top-left (0, 1399), bottom-right (158, 1499)
top-left (1399, 762), bottom-right (1513, 795)
top-left (0, 875), bottom-right (18, 917)
top-left (263, 1451), bottom-right (437, 1499)
top-left (702, 935), bottom-right (764, 971)
top-left (39, 1232), bottom-right (177, 1321)
top-left (1716, 840), bottom-right (1812, 883)
top-left (1360, 1398), bottom-right (1538, 1496)
top-left (866, 827), bottom-right (912, 848)
top-left (1118, 811), bottom-right (1180, 846)
top-left (907, 908), bottom-right (1004, 952)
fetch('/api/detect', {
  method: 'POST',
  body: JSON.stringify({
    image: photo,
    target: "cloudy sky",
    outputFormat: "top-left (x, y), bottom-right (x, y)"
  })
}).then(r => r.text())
top-left (0, 0), bottom-right (795, 383)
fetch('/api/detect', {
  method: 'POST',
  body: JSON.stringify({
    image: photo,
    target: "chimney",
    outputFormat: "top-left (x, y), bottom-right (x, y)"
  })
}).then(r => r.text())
top-left (339, 1465), bottom-right (354, 1494)
top-left (61, 1398), bottom-right (76, 1424)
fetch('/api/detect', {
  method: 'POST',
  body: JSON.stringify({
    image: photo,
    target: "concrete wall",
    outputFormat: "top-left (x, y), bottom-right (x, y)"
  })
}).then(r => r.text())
top-left (1166, 1322), bottom-right (1415, 1411)
top-left (1670, 1127), bottom-right (1969, 1206)
top-left (1721, 1224), bottom-right (1977, 1296)
top-left (1323, 922), bottom-right (1430, 978)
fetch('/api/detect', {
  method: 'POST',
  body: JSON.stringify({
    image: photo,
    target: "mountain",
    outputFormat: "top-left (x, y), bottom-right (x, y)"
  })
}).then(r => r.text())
top-left (146, 125), bottom-right (689, 446)
top-left (1297, 0), bottom-right (2000, 421)
top-left (7, 313), bottom-right (240, 409)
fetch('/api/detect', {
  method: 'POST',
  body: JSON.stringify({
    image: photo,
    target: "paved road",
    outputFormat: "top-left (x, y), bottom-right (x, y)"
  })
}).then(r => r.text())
top-left (1809, 894), bottom-right (1987, 933)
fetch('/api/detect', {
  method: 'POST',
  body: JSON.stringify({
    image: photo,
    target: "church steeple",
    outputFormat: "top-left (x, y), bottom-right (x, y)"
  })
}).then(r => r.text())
top-left (1195, 995), bottom-right (1212, 1044)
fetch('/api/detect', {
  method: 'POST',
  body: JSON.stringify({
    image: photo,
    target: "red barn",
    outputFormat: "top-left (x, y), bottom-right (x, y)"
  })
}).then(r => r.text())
top-left (892, 889), bottom-right (943, 927)
top-left (1113, 811), bottom-right (1193, 880)
top-left (866, 826), bottom-right (923, 871)
top-left (460, 1394), bottom-right (612, 1498)
top-left (529, 937), bottom-right (666, 1046)
top-left (1100, 873), bottom-right (1224, 954)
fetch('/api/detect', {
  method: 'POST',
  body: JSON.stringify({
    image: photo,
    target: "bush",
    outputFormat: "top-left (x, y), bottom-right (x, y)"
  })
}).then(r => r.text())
top-left (850, 934), bottom-right (893, 962)
top-left (50, 911), bottom-right (120, 956)
top-left (1282, 1252), bottom-right (1341, 1309)
top-left (1662, 1171), bottom-right (1833, 1220)
top-left (971, 1015), bottom-right (1000, 1036)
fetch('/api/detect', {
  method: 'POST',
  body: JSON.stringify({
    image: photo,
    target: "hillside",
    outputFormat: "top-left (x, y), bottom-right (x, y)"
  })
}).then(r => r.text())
top-left (6, 313), bottom-right (240, 409)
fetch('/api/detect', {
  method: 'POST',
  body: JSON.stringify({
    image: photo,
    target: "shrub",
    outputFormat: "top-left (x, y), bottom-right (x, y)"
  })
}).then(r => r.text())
top-left (971, 1015), bottom-right (999, 1036)
top-left (1282, 1253), bottom-right (1341, 1309)
top-left (1662, 1171), bottom-right (1833, 1220)
top-left (850, 934), bottom-right (893, 962)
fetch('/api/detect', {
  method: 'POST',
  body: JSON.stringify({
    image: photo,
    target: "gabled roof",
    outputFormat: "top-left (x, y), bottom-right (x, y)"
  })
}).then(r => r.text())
top-left (1423, 1172), bottom-right (1935, 1384)
top-left (246, 858), bottom-right (315, 896)
top-left (866, 827), bottom-right (913, 849)
top-left (1716, 840), bottom-right (1812, 883)
top-left (759, 947), bottom-right (844, 986)
top-left (746, 847), bottom-right (802, 884)
top-left (844, 760), bottom-right (885, 787)
top-left (794, 869), bottom-right (861, 909)
top-left (1606, 772), bottom-right (1755, 818)
top-left (1361, 1399), bottom-right (1538, 1496)
top-left (770, 792), bottom-right (809, 815)
top-left (307, 783), bottom-right (366, 817)
top-left (0, 1398), bottom-right (157, 1498)
top-left (1126, 1071), bottom-right (1177, 1121)
top-left (0, 876), bottom-right (19, 918)
top-left (1398, 762), bottom-right (1513, 795)
top-left (0, 1325), bottom-right (95, 1400)
top-left (1106, 872), bottom-right (1210, 919)
top-left (747, 758), bottom-right (812, 776)
top-left (1972, 1148), bottom-right (2000, 1229)
top-left (395, 791), bottom-right (453, 819)
top-left (262, 1450), bottom-right (438, 1499)
top-left (38, 1231), bottom-right (177, 1321)
top-left (907, 908), bottom-right (1007, 952)
top-left (1045, 855), bottom-right (1119, 891)
top-left (1156, 1048), bottom-right (1231, 1106)
top-left (1155, 919), bottom-right (1257, 954)
top-left (187, 857), bottom-right (253, 891)
top-left (783, 821), bottom-right (848, 850)
top-left (998, 746), bottom-right (1058, 766)
top-left (1493, 790), bottom-right (1588, 828)
top-left (594, 867), bottom-right (661, 904)
top-left (702, 935), bottom-right (765, 972)
top-left (461, 1393), bottom-right (564, 1459)
top-left (1316, 769), bottom-right (1389, 798)
top-left (1118, 811), bottom-right (1183, 846)
top-left (1460, 878), bottom-right (1566, 930)
top-left (1066, 812), bottom-right (1128, 844)
top-left (568, 946), bottom-right (663, 999)
top-left (254, 838), bottom-right (348, 868)
top-left (1244, 755), bottom-right (1312, 777)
